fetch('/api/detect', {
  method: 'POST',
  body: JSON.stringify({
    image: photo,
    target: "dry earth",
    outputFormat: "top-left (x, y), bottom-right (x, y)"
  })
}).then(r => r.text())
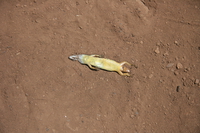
top-left (0, 0), bottom-right (200, 133)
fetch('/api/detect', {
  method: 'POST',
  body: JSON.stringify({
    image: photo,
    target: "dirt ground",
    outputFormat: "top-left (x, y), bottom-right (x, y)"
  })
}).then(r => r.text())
top-left (0, 0), bottom-right (200, 133)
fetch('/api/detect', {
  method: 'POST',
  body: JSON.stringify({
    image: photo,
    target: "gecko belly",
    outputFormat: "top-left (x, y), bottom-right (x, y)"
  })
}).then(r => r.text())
top-left (90, 58), bottom-right (120, 71)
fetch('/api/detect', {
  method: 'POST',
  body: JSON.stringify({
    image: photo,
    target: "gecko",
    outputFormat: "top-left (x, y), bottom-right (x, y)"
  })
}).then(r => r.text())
top-left (69, 54), bottom-right (131, 76)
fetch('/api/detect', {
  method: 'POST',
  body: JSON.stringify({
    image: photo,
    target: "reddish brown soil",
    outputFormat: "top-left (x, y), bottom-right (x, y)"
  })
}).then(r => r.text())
top-left (0, 0), bottom-right (200, 133)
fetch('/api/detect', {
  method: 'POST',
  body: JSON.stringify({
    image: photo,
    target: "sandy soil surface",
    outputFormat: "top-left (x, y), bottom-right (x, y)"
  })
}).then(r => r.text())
top-left (0, 0), bottom-right (200, 133)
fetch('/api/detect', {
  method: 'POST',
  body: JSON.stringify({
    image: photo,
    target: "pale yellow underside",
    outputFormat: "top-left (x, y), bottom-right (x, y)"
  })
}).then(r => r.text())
top-left (82, 55), bottom-right (121, 71)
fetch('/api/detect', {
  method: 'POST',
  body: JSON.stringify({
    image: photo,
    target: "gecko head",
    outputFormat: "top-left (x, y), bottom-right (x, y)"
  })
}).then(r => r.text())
top-left (69, 55), bottom-right (80, 61)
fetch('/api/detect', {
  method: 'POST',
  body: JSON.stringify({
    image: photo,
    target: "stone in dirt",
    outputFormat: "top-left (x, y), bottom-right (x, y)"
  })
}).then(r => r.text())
top-left (166, 63), bottom-right (174, 68)
top-left (194, 79), bottom-right (199, 84)
top-left (176, 63), bottom-right (183, 69)
top-left (174, 71), bottom-right (179, 75)
top-left (154, 47), bottom-right (160, 54)
top-left (174, 41), bottom-right (179, 45)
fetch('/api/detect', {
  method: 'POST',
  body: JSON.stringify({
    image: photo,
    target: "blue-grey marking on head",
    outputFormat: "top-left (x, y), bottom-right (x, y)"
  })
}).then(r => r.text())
top-left (69, 55), bottom-right (80, 61)
top-left (69, 54), bottom-right (85, 64)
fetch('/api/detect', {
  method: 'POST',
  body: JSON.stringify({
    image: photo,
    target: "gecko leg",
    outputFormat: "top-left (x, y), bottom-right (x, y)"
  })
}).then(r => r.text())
top-left (87, 64), bottom-right (98, 70)
top-left (120, 61), bottom-right (131, 66)
top-left (117, 70), bottom-right (130, 76)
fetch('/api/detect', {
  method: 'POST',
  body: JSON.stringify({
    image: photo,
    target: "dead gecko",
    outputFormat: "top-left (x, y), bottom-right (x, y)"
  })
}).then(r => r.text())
top-left (69, 54), bottom-right (131, 76)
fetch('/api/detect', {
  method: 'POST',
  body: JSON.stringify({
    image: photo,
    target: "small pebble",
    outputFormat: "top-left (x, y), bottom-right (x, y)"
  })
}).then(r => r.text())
top-left (176, 63), bottom-right (183, 69)
top-left (170, 68), bottom-right (175, 72)
top-left (35, 19), bottom-right (40, 23)
top-left (148, 74), bottom-right (153, 79)
top-left (176, 86), bottom-right (180, 92)
top-left (154, 47), bottom-right (160, 54)
top-left (16, 51), bottom-right (21, 55)
top-left (133, 64), bottom-right (138, 69)
top-left (159, 79), bottom-right (164, 83)
top-left (163, 51), bottom-right (169, 56)
top-left (130, 115), bottom-right (134, 118)
top-left (194, 79), bottom-right (199, 84)
top-left (184, 67), bottom-right (190, 72)
top-left (174, 71), bottom-right (179, 75)
top-left (166, 63), bottom-right (174, 68)
top-left (156, 42), bottom-right (161, 46)
top-left (174, 41), bottom-right (179, 45)
top-left (16, 4), bottom-right (20, 7)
